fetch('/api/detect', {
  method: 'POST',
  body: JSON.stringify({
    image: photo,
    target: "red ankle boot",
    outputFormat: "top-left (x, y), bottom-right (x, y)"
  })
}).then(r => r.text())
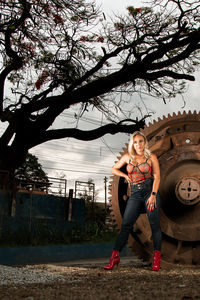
top-left (103, 250), bottom-right (120, 270)
top-left (152, 250), bottom-right (161, 271)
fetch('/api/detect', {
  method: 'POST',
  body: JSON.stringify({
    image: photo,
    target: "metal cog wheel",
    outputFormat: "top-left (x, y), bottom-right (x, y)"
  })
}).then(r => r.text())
top-left (109, 110), bottom-right (200, 265)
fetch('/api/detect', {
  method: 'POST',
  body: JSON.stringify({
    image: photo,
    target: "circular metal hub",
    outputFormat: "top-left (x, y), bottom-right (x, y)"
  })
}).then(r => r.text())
top-left (175, 177), bottom-right (200, 205)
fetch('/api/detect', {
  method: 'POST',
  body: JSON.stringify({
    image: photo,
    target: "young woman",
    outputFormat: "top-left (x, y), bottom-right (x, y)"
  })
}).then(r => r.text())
top-left (104, 131), bottom-right (162, 271)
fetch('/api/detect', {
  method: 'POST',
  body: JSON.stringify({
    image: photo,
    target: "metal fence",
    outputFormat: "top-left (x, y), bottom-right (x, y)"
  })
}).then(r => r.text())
top-left (0, 170), bottom-right (67, 198)
top-left (17, 176), bottom-right (67, 198)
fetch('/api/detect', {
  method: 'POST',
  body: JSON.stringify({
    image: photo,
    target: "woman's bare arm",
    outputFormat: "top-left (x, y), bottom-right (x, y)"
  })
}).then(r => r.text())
top-left (146, 153), bottom-right (161, 211)
top-left (111, 153), bottom-right (131, 183)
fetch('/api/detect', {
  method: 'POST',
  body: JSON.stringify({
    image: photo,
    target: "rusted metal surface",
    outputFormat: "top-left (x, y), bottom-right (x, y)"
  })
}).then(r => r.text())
top-left (109, 111), bottom-right (200, 265)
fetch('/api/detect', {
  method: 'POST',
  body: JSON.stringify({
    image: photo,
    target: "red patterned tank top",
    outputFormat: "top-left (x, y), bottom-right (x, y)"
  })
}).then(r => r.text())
top-left (126, 158), bottom-right (152, 184)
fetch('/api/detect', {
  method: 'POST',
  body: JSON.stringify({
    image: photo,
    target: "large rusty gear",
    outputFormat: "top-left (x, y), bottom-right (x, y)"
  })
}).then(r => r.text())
top-left (109, 111), bottom-right (200, 265)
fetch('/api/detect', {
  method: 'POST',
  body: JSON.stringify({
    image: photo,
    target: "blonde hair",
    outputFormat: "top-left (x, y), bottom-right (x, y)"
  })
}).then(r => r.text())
top-left (128, 131), bottom-right (151, 161)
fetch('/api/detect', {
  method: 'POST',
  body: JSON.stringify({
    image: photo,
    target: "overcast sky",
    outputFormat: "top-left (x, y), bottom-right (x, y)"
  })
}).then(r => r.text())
top-left (30, 0), bottom-right (200, 202)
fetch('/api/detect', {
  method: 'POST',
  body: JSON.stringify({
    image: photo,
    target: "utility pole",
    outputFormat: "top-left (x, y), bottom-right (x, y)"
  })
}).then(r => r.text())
top-left (104, 176), bottom-right (108, 211)
top-left (68, 189), bottom-right (73, 221)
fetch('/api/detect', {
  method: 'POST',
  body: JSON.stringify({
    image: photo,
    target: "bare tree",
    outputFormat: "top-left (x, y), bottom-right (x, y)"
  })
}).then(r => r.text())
top-left (0, 0), bottom-right (200, 181)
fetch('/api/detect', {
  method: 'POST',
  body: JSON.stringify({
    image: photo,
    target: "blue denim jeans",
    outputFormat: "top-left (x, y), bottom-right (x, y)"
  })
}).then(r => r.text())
top-left (114, 179), bottom-right (162, 252)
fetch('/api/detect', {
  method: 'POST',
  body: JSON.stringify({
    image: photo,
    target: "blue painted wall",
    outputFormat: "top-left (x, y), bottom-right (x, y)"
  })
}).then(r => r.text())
top-left (0, 190), bottom-right (85, 237)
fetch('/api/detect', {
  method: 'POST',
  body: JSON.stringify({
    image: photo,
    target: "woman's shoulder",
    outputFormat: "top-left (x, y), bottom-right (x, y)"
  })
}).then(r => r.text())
top-left (149, 153), bottom-right (158, 162)
top-left (121, 153), bottom-right (130, 163)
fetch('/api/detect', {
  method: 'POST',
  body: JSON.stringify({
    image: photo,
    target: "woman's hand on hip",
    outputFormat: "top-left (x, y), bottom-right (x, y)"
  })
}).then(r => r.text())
top-left (125, 175), bottom-right (131, 185)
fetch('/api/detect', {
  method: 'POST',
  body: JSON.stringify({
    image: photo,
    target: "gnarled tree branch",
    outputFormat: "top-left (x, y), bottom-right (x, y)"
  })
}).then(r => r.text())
top-left (29, 118), bottom-right (147, 148)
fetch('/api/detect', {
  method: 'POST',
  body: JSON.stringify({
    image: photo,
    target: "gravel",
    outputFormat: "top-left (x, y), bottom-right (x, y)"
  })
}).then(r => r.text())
top-left (0, 264), bottom-right (65, 285)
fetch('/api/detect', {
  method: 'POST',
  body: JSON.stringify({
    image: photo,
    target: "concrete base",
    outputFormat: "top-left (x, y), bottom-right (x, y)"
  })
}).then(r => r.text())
top-left (0, 243), bottom-right (130, 266)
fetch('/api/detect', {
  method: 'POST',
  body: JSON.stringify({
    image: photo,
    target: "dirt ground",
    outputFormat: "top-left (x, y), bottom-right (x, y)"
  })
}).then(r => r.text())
top-left (0, 258), bottom-right (200, 300)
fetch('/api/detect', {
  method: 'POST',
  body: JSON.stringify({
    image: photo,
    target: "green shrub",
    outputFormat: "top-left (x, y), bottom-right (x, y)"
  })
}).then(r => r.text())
top-left (0, 221), bottom-right (117, 247)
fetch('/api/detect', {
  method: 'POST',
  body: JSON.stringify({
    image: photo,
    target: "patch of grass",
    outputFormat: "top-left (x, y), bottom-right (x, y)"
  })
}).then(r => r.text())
top-left (0, 222), bottom-right (118, 247)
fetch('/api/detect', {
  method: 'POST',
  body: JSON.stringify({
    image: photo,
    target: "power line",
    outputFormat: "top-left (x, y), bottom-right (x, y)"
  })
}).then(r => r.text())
top-left (31, 142), bottom-right (122, 159)
top-left (61, 112), bottom-right (108, 126)
top-left (100, 136), bottom-right (118, 158)
top-left (34, 139), bottom-right (122, 152)
top-left (38, 157), bottom-right (113, 168)
top-left (43, 166), bottom-right (110, 175)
